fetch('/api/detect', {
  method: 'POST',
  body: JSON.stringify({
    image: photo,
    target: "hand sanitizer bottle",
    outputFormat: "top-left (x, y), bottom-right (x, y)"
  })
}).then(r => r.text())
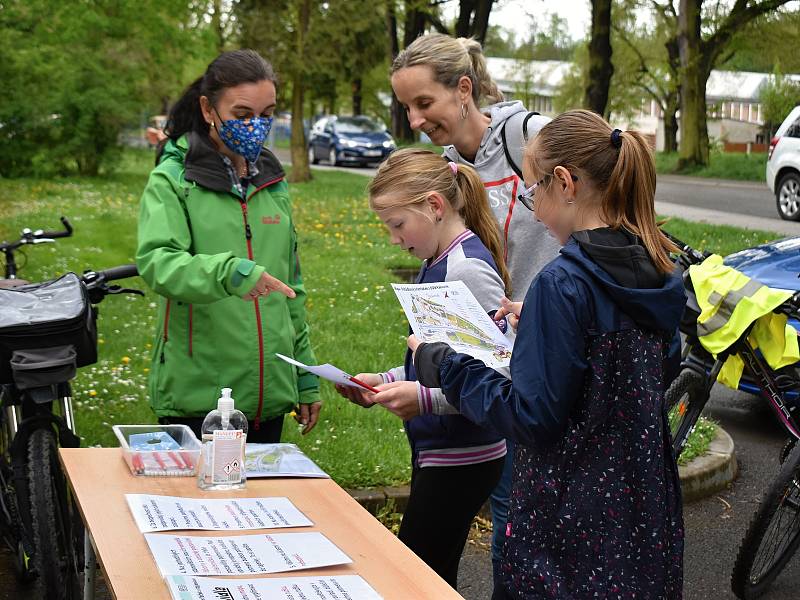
top-left (198, 387), bottom-right (248, 490)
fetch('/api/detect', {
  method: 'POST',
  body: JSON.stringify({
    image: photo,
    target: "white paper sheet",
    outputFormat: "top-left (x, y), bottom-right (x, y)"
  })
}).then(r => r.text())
top-left (392, 281), bottom-right (513, 368)
top-left (275, 353), bottom-right (377, 392)
top-left (245, 443), bottom-right (329, 478)
top-left (166, 574), bottom-right (383, 600)
top-left (145, 531), bottom-right (352, 577)
top-left (126, 494), bottom-right (312, 533)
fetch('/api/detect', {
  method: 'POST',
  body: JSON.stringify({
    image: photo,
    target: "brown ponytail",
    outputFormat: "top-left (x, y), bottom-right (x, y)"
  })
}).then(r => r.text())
top-left (369, 148), bottom-right (511, 294)
top-left (527, 109), bottom-right (678, 274)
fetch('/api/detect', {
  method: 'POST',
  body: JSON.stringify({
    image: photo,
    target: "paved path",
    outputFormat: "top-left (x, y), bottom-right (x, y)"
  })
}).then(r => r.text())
top-left (277, 149), bottom-right (800, 237)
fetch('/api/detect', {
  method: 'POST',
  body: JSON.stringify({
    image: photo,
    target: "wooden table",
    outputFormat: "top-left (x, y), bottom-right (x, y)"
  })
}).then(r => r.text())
top-left (60, 448), bottom-right (463, 600)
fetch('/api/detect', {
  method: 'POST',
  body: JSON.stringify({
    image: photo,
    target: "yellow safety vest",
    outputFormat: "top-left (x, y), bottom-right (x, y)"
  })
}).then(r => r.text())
top-left (688, 254), bottom-right (799, 389)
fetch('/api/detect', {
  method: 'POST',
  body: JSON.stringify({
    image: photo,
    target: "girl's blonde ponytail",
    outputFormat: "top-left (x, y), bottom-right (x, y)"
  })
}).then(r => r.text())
top-left (453, 164), bottom-right (511, 294)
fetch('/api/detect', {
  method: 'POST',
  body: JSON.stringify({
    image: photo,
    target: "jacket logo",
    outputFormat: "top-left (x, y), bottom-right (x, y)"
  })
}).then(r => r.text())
top-left (262, 214), bottom-right (281, 225)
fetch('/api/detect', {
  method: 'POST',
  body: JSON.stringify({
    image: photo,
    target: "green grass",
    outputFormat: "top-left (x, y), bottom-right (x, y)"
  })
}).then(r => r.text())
top-left (656, 151), bottom-right (767, 182)
top-left (0, 149), bottom-right (775, 487)
top-left (676, 417), bottom-right (718, 466)
top-left (660, 217), bottom-right (780, 256)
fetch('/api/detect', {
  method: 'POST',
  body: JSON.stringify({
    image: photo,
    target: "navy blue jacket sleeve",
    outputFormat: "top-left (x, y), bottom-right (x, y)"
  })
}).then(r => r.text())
top-left (439, 270), bottom-right (589, 446)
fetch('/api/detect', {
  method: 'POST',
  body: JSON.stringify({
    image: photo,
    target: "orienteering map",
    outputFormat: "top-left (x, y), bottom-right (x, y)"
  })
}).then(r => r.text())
top-left (392, 281), bottom-right (513, 368)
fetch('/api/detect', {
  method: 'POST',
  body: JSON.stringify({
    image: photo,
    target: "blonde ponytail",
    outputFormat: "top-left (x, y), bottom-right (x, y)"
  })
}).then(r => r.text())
top-left (458, 37), bottom-right (504, 105)
top-left (453, 165), bottom-right (511, 293)
top-left (391, 33), bottom-right (504, 107)
top-left (369, 148), bottom-right (511, 294)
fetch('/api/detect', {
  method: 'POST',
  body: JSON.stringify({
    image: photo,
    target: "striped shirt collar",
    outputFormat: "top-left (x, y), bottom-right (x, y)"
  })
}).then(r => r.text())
top-left (428, 229), bottom-right (475, 268)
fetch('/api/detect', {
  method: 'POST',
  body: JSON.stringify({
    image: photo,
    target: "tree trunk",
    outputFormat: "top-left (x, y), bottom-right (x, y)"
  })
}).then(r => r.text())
top-left (455, 0), bottom-right (474, 38)
top-left (663, 34), bottom-right (681, 154)
top-left (212, 0), bottom-right (225, 53)
top-left (352, 78), bottom-right (362, 115)
top-left (677, 0), bottom-right (709, 169)
top-left (470, 0), bottom-right (494, 44)
top-left (584, 0), bottom-right (614, 116)
top-left (288, 0), bottom-right (312, 183)
top-left (386, 0), bottom-right (419, 143)
top-left (663, 94), bottom-right (680, 153)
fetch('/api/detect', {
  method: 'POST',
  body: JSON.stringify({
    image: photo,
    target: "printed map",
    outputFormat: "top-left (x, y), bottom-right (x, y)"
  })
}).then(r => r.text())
top-left (392, 281), bottom-right (513, 368)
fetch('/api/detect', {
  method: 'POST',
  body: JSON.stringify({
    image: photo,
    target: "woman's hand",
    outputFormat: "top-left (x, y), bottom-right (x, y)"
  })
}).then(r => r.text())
top-left (494, 296), bottom-right (523, 332)
top-left (372, 381), bottom-right (420, 421)
top-left (244, 271), bottom-right (296, 300)
top-left (334, 373), bottom-right (382, 408)
top-left (293, 401), bottom-right (322, 434)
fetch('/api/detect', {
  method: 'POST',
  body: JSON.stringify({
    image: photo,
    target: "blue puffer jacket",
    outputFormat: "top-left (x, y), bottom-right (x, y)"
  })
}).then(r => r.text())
top-left (436, 231), bottom-right (686, 598)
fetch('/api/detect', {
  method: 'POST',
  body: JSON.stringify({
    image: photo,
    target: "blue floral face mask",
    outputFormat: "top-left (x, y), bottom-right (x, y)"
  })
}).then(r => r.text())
top-left (214, 108), bottom-right (273, 164)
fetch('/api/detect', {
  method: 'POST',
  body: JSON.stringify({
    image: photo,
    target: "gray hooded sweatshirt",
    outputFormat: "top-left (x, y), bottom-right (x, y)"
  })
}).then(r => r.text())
top-left (443, 101), bottom-right (561, 301)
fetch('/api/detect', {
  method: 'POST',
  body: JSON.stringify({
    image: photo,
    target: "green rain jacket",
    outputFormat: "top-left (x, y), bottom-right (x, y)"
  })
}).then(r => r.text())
top-left (136, 132), bottom-right (319, 425)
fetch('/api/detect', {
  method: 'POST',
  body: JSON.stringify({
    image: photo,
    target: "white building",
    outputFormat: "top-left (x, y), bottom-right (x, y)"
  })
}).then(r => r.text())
top-left (486, 56), bottom-right (800, 151)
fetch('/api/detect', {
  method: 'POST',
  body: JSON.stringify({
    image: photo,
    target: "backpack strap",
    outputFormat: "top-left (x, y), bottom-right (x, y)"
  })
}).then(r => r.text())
top-left (500, 110), bottom-right (541, 180)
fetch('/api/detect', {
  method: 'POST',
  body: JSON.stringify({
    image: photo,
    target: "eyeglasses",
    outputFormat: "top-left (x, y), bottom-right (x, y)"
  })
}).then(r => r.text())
top-left (517, 173), bottom-right (579, 212)
top-left (517, 178), bottom-right (545, 212)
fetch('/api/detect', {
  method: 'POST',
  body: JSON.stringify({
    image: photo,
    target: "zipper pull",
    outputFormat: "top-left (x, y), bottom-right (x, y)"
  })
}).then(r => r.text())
top-left (245, 223), bottom-right (252, 240)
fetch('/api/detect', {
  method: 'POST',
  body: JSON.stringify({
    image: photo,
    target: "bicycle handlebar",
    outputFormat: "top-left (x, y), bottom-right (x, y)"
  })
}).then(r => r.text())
top-left (88, 264), bottom-right (138, 283)
top-left (663, 230), bottom-right (707, 266)
top-left (80, 264), bottom-right (142, 304)
top-left (39, 217), bottom-right (73, 239)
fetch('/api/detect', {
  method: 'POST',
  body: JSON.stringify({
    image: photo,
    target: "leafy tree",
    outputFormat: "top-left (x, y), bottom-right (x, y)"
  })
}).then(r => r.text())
top-left (759, 70), bottom-right (800, 138)
top-left (677, 0), bottom-right (796, 169)
top-left (612, 1), bottom-right (681, 151)
top-left (0, 0), bottom-right (213, 177)
top-left (719, 10), bottom-right (800, 73)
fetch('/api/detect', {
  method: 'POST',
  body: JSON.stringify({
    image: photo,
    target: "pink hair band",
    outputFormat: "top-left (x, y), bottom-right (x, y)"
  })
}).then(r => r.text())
top-left (449, 161), bottom-right (458, 175)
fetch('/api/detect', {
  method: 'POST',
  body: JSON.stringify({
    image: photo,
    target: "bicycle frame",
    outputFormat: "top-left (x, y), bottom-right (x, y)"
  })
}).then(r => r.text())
top-left (681, 328), bottom-right (800, 443)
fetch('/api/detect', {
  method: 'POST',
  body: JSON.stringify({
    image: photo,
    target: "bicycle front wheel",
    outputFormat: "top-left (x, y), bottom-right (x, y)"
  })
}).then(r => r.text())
top-left (731, 441), bottom-right (800, 599)
top-left (27, 427), bottom-right (81, 600)
top-left (665, 368), bottom-right (708, 458)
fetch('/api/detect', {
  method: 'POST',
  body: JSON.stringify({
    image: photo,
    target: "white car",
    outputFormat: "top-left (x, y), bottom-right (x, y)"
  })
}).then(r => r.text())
top-left (767, 105), bottom-right (800, 220)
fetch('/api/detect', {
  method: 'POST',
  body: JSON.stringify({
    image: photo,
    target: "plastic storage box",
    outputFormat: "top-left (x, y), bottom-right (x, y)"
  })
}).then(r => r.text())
top-left (113, 424), bottom-right (201, 477)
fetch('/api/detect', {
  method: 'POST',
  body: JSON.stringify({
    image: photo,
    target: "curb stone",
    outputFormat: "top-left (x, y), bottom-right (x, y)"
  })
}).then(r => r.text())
top-left (347, 426), bottom-right (738, 514)
top-left (678, 425), bottom-right (738, 502)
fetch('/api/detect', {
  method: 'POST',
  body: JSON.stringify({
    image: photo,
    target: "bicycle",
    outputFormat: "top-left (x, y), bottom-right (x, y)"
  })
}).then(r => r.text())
top-left (0, 219), bottom-right (142, 599)
top-left (663, 232), bottom-right (800, 598)
top-left (1, 215), bottom-right (73, 282)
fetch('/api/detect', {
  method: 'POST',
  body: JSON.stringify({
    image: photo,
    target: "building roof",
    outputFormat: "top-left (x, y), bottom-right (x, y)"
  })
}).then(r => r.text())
top-left (486, 56), bottom-right (800, 103)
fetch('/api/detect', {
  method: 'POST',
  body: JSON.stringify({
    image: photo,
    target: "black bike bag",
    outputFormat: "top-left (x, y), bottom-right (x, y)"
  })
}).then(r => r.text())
top-left (0, 273), bottom-right (96, 384)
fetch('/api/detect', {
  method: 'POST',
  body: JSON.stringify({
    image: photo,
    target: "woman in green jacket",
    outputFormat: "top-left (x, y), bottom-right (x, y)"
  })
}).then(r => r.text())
top-left (136, 49), bottom-right (321, 442)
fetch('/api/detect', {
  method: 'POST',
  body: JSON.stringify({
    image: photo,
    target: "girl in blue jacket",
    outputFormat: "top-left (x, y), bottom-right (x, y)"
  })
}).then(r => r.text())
top-left (336, 148), bottom-right (511, 588)
top-left (411, 110), bottom-right (686, 599)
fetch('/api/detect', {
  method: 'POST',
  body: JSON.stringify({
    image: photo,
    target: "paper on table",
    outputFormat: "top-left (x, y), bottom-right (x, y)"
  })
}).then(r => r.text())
top-left (245, 443), bottom-right (329, 478)
top-left (392, 280), bottom-right (513, 368)
top-left (126, 494), bottom-right (312, 533)
top-left (145, 531), bottom-right (352, 577)
top-left (275, 353), bottom-right (375, 391)
top-left (165, 574), bottom-right (383, 600)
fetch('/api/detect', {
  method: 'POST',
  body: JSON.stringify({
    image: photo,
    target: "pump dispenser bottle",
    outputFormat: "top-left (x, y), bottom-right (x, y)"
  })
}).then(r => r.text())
top-left (198, 387), bottom-right (248, 490)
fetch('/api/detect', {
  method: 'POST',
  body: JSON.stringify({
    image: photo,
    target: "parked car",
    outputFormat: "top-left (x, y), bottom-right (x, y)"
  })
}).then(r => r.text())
top-left (767, 105), bottom-right (800, 221)
top-left (308, 115), bottom-right (396, 167)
